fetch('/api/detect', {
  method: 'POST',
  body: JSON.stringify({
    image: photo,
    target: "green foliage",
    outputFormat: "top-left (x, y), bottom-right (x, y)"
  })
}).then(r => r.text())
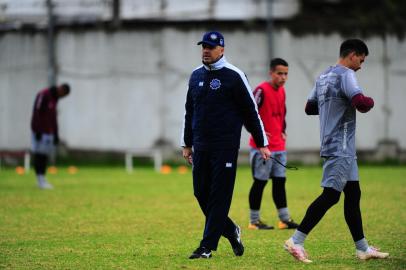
top-left (0, 166), bottom-right (405, 269)
top-left (286, 0), bottom-right (406, 39)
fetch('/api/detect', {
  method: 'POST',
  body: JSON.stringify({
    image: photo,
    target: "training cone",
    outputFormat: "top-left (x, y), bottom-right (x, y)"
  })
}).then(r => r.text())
top-left (177, 165), bottom-right (188, 174)
top-left (15, 166), bottom-right (25, 175)
top-left (48, 166), bottom-right (58, 174)
top-left (160, 165), bottom-right (172, 174)
top-left (67, 166), bottom-right (78, 174)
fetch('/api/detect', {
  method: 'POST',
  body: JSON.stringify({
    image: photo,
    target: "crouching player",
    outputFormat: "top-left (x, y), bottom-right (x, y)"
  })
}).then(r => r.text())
top-left (31, 84), bottom-right (70, 189)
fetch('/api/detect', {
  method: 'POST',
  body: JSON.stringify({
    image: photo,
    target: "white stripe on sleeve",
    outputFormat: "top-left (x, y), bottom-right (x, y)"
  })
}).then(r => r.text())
top-left (225, 63), bottom-right (268, 146)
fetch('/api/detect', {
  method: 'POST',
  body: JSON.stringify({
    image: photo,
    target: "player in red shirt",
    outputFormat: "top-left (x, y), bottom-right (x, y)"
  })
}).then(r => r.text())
top-left (248, 58), bottom-right (299, 230)
top-left (31, 84), bottom-right (70, 189)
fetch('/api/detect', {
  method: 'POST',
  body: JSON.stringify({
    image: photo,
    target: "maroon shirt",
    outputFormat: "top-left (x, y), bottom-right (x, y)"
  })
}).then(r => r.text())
top-left (31, 88), bottom-right (59, 135)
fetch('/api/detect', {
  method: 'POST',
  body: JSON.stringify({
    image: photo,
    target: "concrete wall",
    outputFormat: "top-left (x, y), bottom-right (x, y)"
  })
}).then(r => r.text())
top-left (0, 0), bottom-right (298, 23)
top-left (1, 28), bottom-right (405, 157)
top-left (0, 33), bottom-right (48, 150)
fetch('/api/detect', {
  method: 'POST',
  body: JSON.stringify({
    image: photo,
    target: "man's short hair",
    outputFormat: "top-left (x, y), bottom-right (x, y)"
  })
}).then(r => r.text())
top-left (340, 39), bottom-right (369, 57)
top-left (61, 83), bottom-right (71, 94)
top-left (270, 58), bottom-right (288, 70)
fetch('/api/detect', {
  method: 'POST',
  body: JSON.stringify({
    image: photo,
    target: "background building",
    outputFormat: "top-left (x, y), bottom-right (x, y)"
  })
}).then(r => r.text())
top-left (1, 0), bottom-right (405, 164)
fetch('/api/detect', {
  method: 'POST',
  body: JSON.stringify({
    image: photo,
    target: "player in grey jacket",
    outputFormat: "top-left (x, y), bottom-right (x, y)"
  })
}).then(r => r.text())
top-left (284, 39), bottom-right (389, 263)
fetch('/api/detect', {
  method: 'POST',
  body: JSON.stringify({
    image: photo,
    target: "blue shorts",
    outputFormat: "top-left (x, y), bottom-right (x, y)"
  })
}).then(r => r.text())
top-left (250, 149), bottom-right (286, 180)
top-left (31, 133), bottom-right (55, 156)
top-left (321, 156), bottom-right (359, 192)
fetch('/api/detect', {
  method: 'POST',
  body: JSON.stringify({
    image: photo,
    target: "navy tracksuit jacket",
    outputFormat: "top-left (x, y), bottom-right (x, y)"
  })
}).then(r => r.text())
top-left (181, 56), bottom-right (268, 250)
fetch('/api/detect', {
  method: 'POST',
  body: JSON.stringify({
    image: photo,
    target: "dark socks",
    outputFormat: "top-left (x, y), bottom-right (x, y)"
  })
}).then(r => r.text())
top-left (297, 187), bottom-right (341, 234)
top-left (294, 183), bottom-right (366, 249)
top-left (249, 178), bottom-right (267, 210)
top-left (272, 177), bottom-right (287, 209)
top-left (34, 153), bottom-right (48, 175)
top-left (344, 181), bottom-right (365, 242)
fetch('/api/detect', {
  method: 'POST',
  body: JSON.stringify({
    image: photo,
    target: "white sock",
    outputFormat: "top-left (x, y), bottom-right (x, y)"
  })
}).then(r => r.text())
top-left (250, 209), bottom-right (260, 224)
top-left (278, 207), bottom-right (290, 222)
top-left (291, 230), bottom-right (307, 246)
top-left (355, 238), bottom-right (369, 252)
top-left (37, 174), bottom-right (46, 184)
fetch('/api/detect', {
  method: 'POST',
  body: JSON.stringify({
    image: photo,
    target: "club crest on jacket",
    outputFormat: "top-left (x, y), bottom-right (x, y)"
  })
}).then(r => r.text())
top-left (210, 78), bottom-right (221, 90)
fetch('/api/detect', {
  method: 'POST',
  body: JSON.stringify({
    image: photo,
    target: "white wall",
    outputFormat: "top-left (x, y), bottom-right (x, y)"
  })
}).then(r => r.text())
top-left (1, 28), bottom-right (405, 153)
top-left (0, 33), bottom-right (48, 150)
top-left (0, 0), bottom-right (298, 23)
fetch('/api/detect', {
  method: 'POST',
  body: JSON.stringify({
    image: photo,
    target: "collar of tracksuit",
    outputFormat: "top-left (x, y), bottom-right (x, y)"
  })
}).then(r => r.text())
top-left (203, 55), bottom-right (227, 71)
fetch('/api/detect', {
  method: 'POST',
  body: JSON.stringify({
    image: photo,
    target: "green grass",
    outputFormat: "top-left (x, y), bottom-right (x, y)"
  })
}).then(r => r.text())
top-left (0, 165), bottom-right (405, 269)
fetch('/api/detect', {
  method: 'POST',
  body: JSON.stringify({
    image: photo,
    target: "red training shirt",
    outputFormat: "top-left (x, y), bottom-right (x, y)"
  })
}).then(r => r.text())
top-left (249, 81), bottom-right (286, 151)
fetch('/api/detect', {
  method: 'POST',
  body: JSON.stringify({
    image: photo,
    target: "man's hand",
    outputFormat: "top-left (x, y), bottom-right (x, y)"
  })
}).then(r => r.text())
top-left (54, 134), bottom-right (59, 145)
top-left (182, 147), bottom-right (193, 165)
top-left (35, 133), bottom-right (42, 141)
top-left (259, 147), bottom-right (271, 160)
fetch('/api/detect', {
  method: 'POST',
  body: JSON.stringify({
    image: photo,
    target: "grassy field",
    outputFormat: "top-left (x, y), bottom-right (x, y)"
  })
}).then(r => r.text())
top-left (0, 165), bottom-right (405, 269)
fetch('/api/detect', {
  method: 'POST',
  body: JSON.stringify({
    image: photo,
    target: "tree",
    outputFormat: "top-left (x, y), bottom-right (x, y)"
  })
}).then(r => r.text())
top-left (286, 0), bottom-right (406, 39)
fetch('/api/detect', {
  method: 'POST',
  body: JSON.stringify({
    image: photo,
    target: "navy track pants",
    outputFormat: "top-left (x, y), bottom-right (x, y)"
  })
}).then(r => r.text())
top-left (192, 149), bottom-right (239, 250)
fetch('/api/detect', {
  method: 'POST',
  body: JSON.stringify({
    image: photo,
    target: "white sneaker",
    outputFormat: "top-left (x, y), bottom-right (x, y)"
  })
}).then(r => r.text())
top-left (356, 246), bottom-right (389, 260)
top-left (284, 238), bottom-right (312, 263)
top-left (38, 182), bottom-right (54, 189)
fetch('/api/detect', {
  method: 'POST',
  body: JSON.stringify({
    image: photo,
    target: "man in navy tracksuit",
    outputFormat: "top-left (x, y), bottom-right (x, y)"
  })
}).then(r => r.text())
top-left (181, 31), bottom-right (271, 259)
